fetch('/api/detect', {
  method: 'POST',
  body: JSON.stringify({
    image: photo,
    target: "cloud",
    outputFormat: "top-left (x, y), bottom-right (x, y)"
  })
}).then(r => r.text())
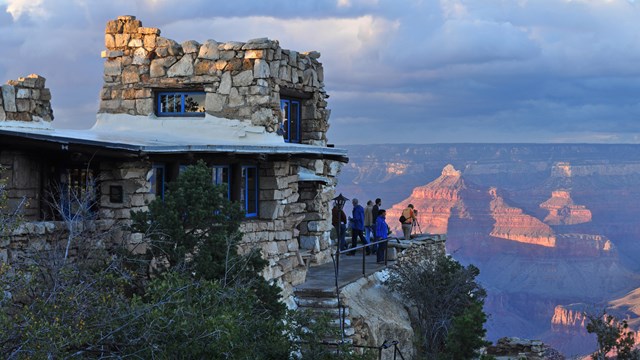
top-left (5, 0), bottom-right (47, 20)
top-left (1, 0), bottom-right (640, 144)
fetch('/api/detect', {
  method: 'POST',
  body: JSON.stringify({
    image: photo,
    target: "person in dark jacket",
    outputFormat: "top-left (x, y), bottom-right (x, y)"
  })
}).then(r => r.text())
top-left (371, 198), bottom-right (382, 253)
top-left (332, 204), bottom-right (347, 251)
top-left (375, 209), bottom-right (389, 263)
top-left (349, 198), bottom-right (368, 255)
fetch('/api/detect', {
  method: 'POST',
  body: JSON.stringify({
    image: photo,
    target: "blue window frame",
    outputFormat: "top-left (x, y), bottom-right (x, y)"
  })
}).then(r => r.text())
top-left (280, 98), bottom-right (301, 143)
top-left (150, 164), bottom-right (166, 200)
top-left (157, 91), bottom-right (206, 117)
top-left (241, 166), bottom-right (258, 217)
top-left (212, 166), bottom-right (230, 199)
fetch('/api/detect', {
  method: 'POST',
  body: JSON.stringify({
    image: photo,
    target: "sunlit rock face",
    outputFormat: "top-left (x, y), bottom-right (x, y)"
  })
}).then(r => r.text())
top-left (387, 164), bottom-right (467, 236)
top-left (541, 190), bottom-right (592, 225)
top-left (551, 304), bottom-right (590, 333)
top-left (338, 144), bottom-right (640, 357)
top-left (489, 187), bottom-right (556, 247)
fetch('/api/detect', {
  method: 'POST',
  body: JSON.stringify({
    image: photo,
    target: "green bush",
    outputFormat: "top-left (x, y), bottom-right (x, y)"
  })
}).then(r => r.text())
top-left (386, 253), bottom-right (489, 359)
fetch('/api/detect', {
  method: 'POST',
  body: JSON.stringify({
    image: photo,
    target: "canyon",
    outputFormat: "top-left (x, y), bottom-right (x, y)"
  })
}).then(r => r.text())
top-left (337, 144), bottom-right (640, 356)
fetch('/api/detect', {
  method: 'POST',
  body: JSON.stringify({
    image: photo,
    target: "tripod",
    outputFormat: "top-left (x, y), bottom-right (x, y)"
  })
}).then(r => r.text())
top-left (412, 217), bottom-right (423, 235)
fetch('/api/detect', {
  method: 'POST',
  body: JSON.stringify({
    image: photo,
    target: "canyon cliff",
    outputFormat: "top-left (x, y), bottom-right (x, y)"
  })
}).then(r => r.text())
top-left (540, 190), bottom-right (592, 225)
top-left (337, 144), bottom-right (640, 356)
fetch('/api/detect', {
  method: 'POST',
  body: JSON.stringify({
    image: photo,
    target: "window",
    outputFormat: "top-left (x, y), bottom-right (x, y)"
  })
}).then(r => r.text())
top-left (149, 164), bottom-right (166, 200)
top-left (280, 98), bottom-right (301, 143)
top-left (212, 165), bottom-right (230, 199)
top-left (109, 185), bottom-right (123, 203)
top-left (157, 91), bottom-right (205, 117)
top-left (241, 166), bottom-right (258, 218)
top-left (44, 166), bottom-right (98, 220)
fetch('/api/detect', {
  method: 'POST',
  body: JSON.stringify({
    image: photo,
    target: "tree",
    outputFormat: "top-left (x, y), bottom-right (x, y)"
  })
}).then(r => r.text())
top-left (586, 310), bottom-right (640, 360)
top-left (444, 300), bottom-right (491, 359)
top-left (1, 162), bottom-right (358, 358)
top-left (386, 253), bottom-right (488, 359)
top-left (130, 161), bottom-right (284, 316)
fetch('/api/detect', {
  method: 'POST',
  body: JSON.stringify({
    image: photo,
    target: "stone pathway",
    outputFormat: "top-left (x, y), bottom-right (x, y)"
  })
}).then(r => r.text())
top-left (295, 250), bottom-right (388, 295)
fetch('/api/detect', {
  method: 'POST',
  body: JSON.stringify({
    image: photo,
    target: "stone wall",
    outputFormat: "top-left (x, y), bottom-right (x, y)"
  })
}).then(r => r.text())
top-left (100, 15), bottom-right (330, 146)
top-left (298, 159), bottom-right (343, 265)
top-left (0, 151), bottom-right (41, 219)
top-left (0, 74), bottom-right (53, 122)
top-left (1, 219), bottom-right (116, 265)
top-left (239, 159), bottom-right (341, 300)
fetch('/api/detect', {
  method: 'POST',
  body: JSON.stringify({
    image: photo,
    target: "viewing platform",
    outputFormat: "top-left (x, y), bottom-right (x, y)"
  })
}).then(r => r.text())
top-left (295, 233), bottom-right (447, 296)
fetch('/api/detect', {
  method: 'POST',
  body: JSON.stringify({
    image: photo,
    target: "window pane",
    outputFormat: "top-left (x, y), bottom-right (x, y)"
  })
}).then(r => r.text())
top-left (60, 167), bottom-right (96, 218)
top-left (157, 92), bottom-right (205, 116)
top-left (168, 94), bottom-right (178, 113)
top-left (290, 101), bottom-right (300, 142)
top-left (241, 166), bottom-right (258, 217)
top-left (280, 100), bottom-right (289, 141)
top-left (185, 93), bottom-right (206, 113)
top-left (247, 167), bottom-right (257, 215)
top-left (213, 166), bottom-right (230, 199)
top-left (160, 94), bottom-right (169, 113)
top-left (150, 164), bottom-right (165, 199)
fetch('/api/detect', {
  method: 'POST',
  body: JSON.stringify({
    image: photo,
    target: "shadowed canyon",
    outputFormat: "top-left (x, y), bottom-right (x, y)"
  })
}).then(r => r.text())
top-left (336, 144), bottom-right (640, 356)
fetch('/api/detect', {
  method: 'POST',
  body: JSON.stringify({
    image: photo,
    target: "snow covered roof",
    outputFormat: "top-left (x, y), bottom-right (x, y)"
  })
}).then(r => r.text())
top-left (0, 113), bottom-right (347, 159)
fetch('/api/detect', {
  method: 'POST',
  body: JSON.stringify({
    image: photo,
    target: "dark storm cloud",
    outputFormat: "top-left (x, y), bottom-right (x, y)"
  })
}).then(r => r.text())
top-left (2, 0), bottom-right (640, 144)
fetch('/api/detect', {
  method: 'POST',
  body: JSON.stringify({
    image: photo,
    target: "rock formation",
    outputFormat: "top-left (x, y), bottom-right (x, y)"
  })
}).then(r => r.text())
top-left (551, 304), bottom-right (590, 334)
top-left (540, 190), bottom-right (592, 225)
top-left (489, 187), bottom-right (556, 247)
top-left (338, 144), bottom-right (640, 356)
top-left (486, 337), bottom-right (565, 359)
top-left (555, 234), bottom-right (614, 257)
top-left (387, 164), bottom-right (467, 236)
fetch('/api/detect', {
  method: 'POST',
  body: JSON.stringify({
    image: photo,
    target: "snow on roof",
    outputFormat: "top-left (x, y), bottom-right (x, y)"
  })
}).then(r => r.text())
top-left (0, 113), bottom-right (347, 157)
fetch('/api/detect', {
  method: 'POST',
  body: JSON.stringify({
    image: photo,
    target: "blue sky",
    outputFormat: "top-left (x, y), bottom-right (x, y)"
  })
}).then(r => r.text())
top-left (1, 0), bottom-right (640, 144)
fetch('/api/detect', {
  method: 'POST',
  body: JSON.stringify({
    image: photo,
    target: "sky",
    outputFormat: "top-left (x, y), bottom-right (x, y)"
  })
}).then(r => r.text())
top-left (1, 0), bottom-right (640, 145)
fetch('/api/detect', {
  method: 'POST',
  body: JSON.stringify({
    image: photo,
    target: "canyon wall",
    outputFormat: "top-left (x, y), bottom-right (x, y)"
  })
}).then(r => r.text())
top-left (337, 144), bottom-right (640, 357)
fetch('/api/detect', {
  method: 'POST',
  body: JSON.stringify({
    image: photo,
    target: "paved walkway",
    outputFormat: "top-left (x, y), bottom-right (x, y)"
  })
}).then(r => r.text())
top-left (294, 234), bottom-right (447, 295)
top-left (295, 249), bottom-right (389, 294)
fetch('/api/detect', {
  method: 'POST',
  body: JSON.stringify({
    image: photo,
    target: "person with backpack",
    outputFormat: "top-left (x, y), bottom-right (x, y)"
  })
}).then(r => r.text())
top-left (400, 204), bottom-right (416, 240)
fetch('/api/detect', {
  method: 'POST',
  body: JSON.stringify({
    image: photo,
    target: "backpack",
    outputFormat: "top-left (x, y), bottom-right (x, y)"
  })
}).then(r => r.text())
top-left (399, 215), bottom-right (406, 223)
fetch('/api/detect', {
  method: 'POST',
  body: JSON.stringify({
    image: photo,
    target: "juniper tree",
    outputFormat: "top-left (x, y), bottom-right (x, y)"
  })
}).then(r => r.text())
top-left (386, 253), bottom-right (488, 359)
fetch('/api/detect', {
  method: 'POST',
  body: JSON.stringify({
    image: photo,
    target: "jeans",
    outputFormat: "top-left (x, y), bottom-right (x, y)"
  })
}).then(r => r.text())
top-left (365, 226), bottom-right (373, 243)
top-left (402, 223), bottom-right (413, 240)
top-left (337, 224), bottom-right (347, 251)
top-left (350, 228), bottom-right (368, 254)
top-left (376, 237), bottom-right (388, 262)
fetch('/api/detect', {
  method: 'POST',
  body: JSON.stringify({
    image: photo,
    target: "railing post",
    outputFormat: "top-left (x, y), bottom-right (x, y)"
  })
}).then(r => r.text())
top-left (384, 239), bottom-right (389, 266)
top-left (362, 243), bottom-right (366, 276)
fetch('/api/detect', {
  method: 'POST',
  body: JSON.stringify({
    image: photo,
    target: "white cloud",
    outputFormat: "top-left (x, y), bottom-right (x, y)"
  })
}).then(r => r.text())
top-left (5, 0), bottom-right (47, 20)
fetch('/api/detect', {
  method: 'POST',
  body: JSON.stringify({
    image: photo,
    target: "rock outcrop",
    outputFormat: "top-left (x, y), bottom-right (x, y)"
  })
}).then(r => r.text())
top-left (489, 188), bottom-right (556, 247)
top-left (551, 304), bottom-right (590, 334)
top-left (486, 337), bottom-right (565, 359)
top-left (540, 190), bottom-right (592, 225)
top-left (555, 234), bottom-right (614, 257)
top-left (387, 164), bottom-right (467, 236)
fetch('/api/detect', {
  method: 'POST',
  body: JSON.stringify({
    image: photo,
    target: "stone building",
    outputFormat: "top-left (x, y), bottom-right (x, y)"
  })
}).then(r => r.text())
top-left (0, 15), bottom-right (347, 302)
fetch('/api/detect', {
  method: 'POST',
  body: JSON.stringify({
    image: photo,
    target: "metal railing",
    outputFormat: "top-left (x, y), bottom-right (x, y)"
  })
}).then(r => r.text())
top-left (304, 340), bottom-right (406, 360)
top-left (331, 237), bottom-right (398, 343)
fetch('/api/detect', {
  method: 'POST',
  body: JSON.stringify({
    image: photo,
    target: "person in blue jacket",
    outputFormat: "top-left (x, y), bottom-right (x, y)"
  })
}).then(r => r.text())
top-left (348, 198), bottom-right (369, 255)
top-left (375, 209), bottom-right (389, 263)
